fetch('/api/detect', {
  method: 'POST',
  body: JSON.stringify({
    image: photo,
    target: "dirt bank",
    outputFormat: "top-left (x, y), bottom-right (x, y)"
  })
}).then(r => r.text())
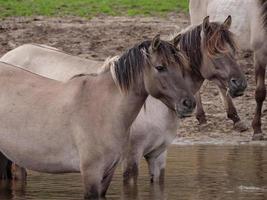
top-left (0, 13), bottom-right (266, 143)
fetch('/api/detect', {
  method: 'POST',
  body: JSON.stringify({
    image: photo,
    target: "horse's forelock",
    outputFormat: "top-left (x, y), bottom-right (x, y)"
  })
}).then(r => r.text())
top-left (157, 41), bottom-right (189, 73)
top-left (204, 22), bottom-right (237, 57)
top-left (177, 22), bottom-right (237, 73)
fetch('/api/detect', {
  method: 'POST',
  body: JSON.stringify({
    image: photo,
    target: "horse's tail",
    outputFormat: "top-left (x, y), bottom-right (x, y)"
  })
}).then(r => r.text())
top-left (0, 152), bottom-right (12, 180)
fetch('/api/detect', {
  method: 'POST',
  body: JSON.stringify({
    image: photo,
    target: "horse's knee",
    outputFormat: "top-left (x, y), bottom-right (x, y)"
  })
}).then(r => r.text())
top-left (147, 152), bottom-right (167, 183)
top-left (123, 161), bottom-right (138, 184)
top-left (254, 57), bottom-right (266, 102)
top-left (255, 85), bottom-right (266, 103)
top-left (156, 152), bottom-right (167, 170)
top-left (252, 58), bottom-right (266, 135)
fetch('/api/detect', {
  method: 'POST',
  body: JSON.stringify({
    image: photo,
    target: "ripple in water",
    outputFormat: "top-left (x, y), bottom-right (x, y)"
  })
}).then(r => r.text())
top-left (0, 145), bottom-right (266, 200)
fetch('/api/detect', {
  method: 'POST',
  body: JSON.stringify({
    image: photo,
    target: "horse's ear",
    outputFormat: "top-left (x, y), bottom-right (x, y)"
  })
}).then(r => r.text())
top-left (152, 34), bottom-right (161, 51)
top-left (223, 15), bottom-right (232, 29)
top-left (202, 16), bottom-right (210, 34)
top-left (172, 34), bottom-right (182, 47)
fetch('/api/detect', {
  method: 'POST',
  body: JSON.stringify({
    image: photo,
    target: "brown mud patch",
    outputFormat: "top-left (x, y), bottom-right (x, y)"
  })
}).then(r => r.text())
top-left (0, 13), bottom-right (266, 143)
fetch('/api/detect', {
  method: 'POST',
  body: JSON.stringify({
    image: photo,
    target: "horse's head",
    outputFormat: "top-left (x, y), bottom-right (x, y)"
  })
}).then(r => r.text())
top-left (201, 16), bottom-right (247, 97)
top-left (143, 35), bottom-right (195, 118)
top-left (175, 16), bottom-right (247, 98)
top-left (112, 34), bottom-right (195, 118)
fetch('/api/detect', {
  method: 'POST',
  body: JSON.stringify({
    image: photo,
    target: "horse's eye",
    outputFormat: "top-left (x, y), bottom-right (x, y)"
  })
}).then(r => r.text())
top-left (155, 65), bottom-right (167, 72)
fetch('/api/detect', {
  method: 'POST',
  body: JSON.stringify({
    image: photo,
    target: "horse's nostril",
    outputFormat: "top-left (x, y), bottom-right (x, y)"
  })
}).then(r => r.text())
top-left (182, 99), bottom-right (194, 109)
top-left (230, 78), bottom-right (247, 90)
top-left (230, 78), bottom-right (239, 87)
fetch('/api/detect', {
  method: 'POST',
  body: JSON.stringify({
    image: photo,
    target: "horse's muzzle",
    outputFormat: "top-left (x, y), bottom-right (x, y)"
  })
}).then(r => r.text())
top-left (175, 97), bottom-right (196, 118)
top-left (228, 78), bottom-right (247, 98)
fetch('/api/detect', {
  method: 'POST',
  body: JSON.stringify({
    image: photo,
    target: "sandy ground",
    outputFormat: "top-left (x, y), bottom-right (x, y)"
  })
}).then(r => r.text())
top-left (0, 13), bottom-right (266, 144)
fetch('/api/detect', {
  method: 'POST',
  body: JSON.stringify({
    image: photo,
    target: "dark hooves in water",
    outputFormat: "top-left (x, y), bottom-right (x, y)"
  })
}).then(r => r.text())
top-left (252, 133), bottom-right (267, 141)
top-left (84, 195), bottom-right (106, 200)
top-left (234, 121), bottom-right (249, 132)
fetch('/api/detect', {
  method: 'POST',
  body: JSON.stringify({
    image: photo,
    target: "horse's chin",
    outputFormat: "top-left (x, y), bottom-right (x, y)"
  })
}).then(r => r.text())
top-left (231, 91), bottom-right (244, 98)
top-left (228, 88), bottom-right (245, 98)
top-left (175, 110), bottom-right (193, 119)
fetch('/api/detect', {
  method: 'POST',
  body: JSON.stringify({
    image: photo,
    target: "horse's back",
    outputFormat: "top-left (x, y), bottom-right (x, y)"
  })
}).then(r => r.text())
top-left (0, 62), bottom-right (80, 173)
top-left (189, 0), bottom-right (259, 50)
top-left (1, 44), bottom-right (102, 81)
top-left (189, 0), bottom-right (209, 25)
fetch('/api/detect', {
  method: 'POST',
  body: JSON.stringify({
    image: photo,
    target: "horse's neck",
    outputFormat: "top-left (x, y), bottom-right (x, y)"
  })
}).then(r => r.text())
top-left (187, 56), bottom-right (205, 93)
top-left (189, 70), bottom-right (205, 94)
top-left (180, 28), bottom-right (205, 93)
top-left (77, 71), bottom-right (148, 138)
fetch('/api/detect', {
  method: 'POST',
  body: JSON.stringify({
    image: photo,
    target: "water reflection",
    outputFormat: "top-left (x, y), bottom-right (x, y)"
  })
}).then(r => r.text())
top-left (0, 145), bottom-right (266, 200)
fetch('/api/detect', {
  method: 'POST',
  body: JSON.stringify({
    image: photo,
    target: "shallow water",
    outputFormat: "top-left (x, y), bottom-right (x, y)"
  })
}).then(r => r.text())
top-left (0, 144), bottom-right (266, 200)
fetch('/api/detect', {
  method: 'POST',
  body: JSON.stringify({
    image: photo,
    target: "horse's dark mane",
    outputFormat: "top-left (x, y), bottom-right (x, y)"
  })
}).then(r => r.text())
top-left (113, 41), bottom-right (148, 92)
top-left (113, 40), bottom-right (186, 93)
top-left (178, 25), bottom-right (203, 73)
top-left (259, 0), bottom-right (267, 32)
top-left (178, 22), bottom-right (236, 72)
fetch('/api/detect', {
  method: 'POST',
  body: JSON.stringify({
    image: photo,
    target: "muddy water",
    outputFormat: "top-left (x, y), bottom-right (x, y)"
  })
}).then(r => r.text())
top-left (0, 144), bottom-right (266, 200)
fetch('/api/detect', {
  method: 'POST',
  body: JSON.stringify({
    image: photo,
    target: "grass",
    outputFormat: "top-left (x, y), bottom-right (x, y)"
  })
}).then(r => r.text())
top-left (0, 0), bottom-right (188, 18)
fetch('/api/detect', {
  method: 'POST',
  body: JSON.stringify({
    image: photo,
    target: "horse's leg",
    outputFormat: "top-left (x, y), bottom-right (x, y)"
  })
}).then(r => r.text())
top-left (252, 53), bottom-right (266, 140)
top-left (123, 151), bottom-right (141, 185)
top-left (195, 91), bottom-right (207, 124)
top-left (145, 150), bottom-right (167, 184)
top-left (100, 167), bottom-right (116, 198)
top-left (11, 164), bottom-right (27, 181)
top-left (218, 87), bottom-right (248, 132)
top-left (0, 152), bottom-right (12, 180)
top-left (81, 163), bottom-right (102, 199)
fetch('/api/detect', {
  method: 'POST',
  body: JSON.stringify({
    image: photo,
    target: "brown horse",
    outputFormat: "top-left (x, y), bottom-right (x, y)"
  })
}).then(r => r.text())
top-left (0, 35), bottom-right (195, 199)
top-left (190, 0), bottom-right (267, 140)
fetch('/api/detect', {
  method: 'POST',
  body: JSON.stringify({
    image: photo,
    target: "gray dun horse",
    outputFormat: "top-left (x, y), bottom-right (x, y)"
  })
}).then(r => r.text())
top-left (0, 16), bottom-right (247, 184)
top-left (0, 35), bottom-right (196, 199)
top-left (189, 0), bottom-right (267, 140)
